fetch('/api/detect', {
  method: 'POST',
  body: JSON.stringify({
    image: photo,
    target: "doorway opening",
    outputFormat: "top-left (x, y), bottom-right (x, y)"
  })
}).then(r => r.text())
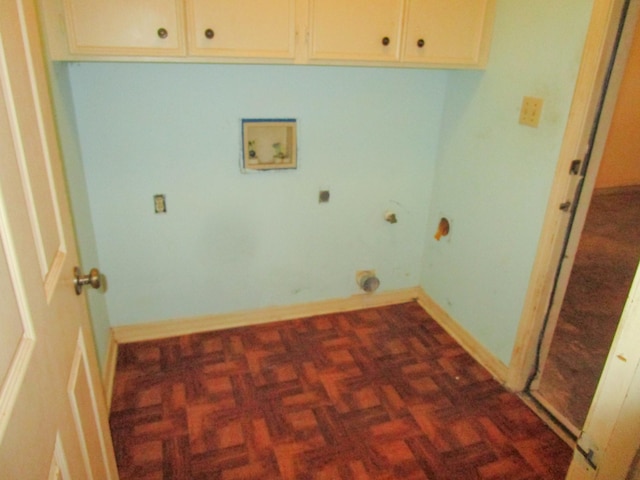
top-left (526, 0), bottom-right (640, 434)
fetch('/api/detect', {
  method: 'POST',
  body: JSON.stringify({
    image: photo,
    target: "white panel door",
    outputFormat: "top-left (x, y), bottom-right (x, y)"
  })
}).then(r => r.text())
top-left (0, 0), bottom-right (117, 478)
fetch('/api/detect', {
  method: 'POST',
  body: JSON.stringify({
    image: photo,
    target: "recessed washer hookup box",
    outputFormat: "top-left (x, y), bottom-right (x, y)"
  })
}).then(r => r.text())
top-left (242, 119), bottom-right (297, 171)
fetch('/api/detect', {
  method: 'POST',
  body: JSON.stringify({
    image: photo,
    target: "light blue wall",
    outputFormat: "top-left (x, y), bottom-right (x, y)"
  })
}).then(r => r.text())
top-left (64, 0), bottom-right (596, 367)
top-left (48, 62), bottom-right (111, 370)
top-left (67, 64), bottom-right (447, 326)
top-left (421, 0), bottom-right (594, 364)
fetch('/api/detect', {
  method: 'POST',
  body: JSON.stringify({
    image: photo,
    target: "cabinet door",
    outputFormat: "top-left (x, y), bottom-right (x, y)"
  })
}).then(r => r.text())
top-left (309, 0), bottom-right (404, 62)
top-left (187, 0), bottom-right (296, 58)
top-left (402, 0), bottom-right (495, 66)
top-left (63, 0), bottom-right (184, 55)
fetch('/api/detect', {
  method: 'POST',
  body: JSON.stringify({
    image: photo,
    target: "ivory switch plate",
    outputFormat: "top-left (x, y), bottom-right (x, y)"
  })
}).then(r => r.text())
top-left (519, 96), bottom-right (543, 127)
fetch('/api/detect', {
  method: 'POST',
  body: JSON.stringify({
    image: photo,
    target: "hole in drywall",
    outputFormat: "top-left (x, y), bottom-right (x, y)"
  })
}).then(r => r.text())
top-left (434, 217), bottom-right (450, 240)
top-left (356, 270), bottom-right (380, 293)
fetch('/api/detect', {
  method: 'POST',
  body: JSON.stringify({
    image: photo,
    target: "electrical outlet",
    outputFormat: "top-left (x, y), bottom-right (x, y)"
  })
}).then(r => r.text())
top-left (154, 194), bottom-right (166, 213)
top-left (519, 96), bottom-right (544, 127)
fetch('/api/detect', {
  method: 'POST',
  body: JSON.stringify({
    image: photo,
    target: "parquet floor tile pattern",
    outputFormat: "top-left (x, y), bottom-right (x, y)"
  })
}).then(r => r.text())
top-left (110, 302), bottom-right (571, 479)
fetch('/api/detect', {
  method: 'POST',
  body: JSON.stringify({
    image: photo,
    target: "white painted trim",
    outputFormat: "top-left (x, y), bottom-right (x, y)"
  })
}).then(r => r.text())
top-left (112, 288), bottom-right (422, 344)
top-left (415, 290), bottom-right (508, 383)
top-left (102, 330), bottom-right (117, 411)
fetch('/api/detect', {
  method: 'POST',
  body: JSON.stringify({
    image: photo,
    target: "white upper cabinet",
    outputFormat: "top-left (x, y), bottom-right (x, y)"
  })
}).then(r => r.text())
top-left (62, 0), bottom-right (185, 55)
top-left (43, 0), bottom-right (496, 68)
top-left (402, 0), bottom-right (495, 66)
top-left (308, 0), bottom-right (405, 62)
top-left (186, 0), bottom-right (296, 58)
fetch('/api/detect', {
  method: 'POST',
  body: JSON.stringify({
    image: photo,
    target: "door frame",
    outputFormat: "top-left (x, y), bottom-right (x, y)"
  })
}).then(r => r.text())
top-left (508, 0), bottom-right (640, 475)
top-left (508, 0), bottom-right (639, 391)
top-left (530, 0), bottom-right (640, 401)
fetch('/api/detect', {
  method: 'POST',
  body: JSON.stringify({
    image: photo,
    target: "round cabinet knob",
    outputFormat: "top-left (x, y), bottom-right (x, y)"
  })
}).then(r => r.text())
top-left (382, 36), bottom-right (390, 46)
top-left (205, 28), bottom-right (215, 39)
top-left (417, 38), bottom-right (425, 48)
top-left (157, 28), bottom-right (168, 39)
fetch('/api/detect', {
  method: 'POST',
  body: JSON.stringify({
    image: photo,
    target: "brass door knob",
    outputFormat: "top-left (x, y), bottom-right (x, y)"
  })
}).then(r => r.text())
top-left (74, 267), bottom-right (101, 295)
top-left (157, 28), bottom-right (168, 39)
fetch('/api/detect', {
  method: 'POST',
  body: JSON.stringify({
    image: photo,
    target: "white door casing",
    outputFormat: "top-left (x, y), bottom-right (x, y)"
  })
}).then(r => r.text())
top-left (565, 3), bottom-right (640, 472)
top-left (0, 0), bottom-right (117, 477)
top-left (504, 0), bottom-right (640, 476)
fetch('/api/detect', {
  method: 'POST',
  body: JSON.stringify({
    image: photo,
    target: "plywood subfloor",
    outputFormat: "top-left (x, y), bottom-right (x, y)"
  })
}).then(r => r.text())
top-left (537, 188), bottom-right (640, 428)
top-left (110, 302), bottom-right (571, 479)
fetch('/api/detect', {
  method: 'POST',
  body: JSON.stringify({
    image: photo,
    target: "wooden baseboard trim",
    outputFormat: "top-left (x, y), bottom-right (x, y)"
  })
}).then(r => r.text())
top-left (112, 288), bottom-right (422, 345)
top-left (108, 288), bottom-right (509, 391)
top-left (415, 290), bottom-right (509, 383)
top-left (102, 330), bottom-right (118, 411)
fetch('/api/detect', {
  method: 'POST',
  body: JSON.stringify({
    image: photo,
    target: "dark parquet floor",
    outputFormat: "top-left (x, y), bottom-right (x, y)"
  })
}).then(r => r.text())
top-left (110, 302), bottom-right (572, 479)
top-left (537, 188), bottom-right (640, 428)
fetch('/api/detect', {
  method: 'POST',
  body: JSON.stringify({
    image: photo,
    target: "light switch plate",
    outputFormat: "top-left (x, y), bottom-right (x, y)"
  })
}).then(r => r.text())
top-left (519, 96), bottom-right (543, 127)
